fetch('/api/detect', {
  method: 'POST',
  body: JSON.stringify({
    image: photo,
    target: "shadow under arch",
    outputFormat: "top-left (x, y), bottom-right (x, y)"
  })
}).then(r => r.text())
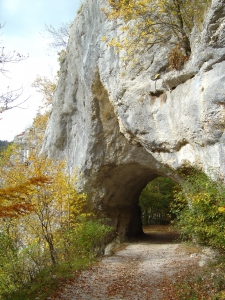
top-left (97, 163), bottom-right (180, 241)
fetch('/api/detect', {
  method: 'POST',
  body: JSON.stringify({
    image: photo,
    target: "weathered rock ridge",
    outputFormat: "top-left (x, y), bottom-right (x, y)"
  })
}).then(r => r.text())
top-left (42, 0), bottom-right (225, 238)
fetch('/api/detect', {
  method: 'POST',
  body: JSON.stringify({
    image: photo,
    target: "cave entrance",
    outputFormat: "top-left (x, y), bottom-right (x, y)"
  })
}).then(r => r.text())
top-left (100, 164), bottom-right (180, 241)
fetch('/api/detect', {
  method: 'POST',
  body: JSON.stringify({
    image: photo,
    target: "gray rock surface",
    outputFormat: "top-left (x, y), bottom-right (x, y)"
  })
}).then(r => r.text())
top-left (42, 0), bottom-right (225, 238)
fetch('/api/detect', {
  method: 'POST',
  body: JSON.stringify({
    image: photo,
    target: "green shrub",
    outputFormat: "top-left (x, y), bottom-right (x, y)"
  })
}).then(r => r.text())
top-left (0, 217), bottom-right (112, 300)
top-left (171, 168), bottom-right (225, 250)
top-left (58, 218), bottom-right (112, 261)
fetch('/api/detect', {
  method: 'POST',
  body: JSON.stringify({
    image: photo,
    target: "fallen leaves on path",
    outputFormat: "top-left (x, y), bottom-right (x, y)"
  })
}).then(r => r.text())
top-left (49, 226), bottom-right (205, 300)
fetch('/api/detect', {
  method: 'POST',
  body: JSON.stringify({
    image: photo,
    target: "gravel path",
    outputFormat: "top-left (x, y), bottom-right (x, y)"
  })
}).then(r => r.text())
top-left (50, 226), bottom-right (204, 300)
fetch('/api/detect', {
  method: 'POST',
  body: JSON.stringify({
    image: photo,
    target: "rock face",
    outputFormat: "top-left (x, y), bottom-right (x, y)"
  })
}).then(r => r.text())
top-left (42, 0), bottom-right (225, 239)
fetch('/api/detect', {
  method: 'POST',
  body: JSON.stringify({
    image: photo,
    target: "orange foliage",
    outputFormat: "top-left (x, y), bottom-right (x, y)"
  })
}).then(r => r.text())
top-left (0, 203), bottom-right (33, 218)
top-left (0, 175), bottom-right (51, 218)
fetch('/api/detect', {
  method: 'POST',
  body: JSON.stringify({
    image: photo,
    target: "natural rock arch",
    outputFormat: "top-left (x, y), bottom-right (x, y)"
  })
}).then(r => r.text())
top-left (43, 69), bottom-right (179, 239)
top-left (42, 0), bottom-right (225, 239)
top-left (92, 163), bottom-right (158, 238)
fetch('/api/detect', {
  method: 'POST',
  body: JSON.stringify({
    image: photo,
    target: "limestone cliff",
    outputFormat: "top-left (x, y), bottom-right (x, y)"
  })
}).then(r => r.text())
top-left (42, 0), bottom-right (225, 238)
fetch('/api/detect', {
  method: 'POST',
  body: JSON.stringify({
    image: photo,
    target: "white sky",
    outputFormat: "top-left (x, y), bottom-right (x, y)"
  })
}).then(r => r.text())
top-left (0, 0), bottom-right (81, 141)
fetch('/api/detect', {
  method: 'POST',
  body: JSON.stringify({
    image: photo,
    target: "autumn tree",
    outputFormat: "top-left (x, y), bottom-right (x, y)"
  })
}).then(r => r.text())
top-left (104, 0), bottom-right (211, 69)
top-left (0, 142), bottom-right (85, 275)
top-left (0, 144), bottom-right (51, 218)
top-left (32, 75), bottom-right (56, 109)
top-left (0, 148), bottom-right (111, 298)
top-left (0, 73), bottom-right (57, 227)
top-left (0, 74), bottom-right (58, 218)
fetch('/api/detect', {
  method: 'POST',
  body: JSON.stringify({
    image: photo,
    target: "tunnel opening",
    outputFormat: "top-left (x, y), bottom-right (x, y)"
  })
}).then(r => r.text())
top-left (99, 163), bottom-right (180, 242)
top-left (136, 176), bottom-right (180, 243)
top-left (138, 176), bottom-right (177, 227)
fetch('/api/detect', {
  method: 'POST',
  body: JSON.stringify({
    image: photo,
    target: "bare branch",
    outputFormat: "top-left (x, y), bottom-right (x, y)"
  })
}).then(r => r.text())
top-left (0, 24), bottom-right (29, 114)
top-left (44, 22), bottom-right (71, 50)
top-left (0, 47), bottom-right (29, 76)
top-left (0, 87), bottom-right (29, 113)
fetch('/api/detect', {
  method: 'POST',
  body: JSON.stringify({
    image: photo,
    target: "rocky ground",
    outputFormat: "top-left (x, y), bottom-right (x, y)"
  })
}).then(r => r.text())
top-left (49, 226), bottom-right (210, 300)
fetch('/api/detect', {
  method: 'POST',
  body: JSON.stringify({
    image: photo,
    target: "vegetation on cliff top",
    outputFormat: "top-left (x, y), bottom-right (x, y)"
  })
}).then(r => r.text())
top-left (104, 0), bottom-right (211, 69)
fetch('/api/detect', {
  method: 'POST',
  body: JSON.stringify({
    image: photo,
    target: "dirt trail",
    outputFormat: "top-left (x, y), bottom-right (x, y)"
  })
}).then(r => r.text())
top-left (51, 226), bottom-right (204, 300)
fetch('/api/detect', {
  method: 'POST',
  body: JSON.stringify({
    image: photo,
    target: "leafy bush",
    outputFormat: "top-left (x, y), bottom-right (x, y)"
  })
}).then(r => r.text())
top-left (171, 168), bottom-right (225, 250)
top-left (0, 217), bottom-right (112, 299)
top-left (61, 218), bottom-right (112, 261)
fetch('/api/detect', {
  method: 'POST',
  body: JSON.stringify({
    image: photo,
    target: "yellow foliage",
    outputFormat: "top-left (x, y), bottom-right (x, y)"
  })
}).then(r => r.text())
top-left (105, 0), bottom-right (211, 67)
top-left (218, 207), bottom-right (225, 213)
top-left (0, 143), bottom-right (86, 266)
top-left (0, 176), bottom-right (50, 218)
top-left (32, 75), bottom-right (56, 109)
top-left (0, 62), bottom-right (102, 274)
